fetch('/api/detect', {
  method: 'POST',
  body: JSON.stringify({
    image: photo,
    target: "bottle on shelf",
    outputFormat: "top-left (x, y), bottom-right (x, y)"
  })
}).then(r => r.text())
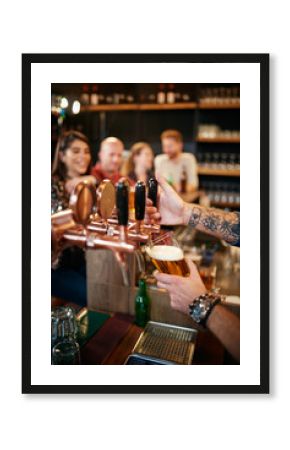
top-left (213, 182), bottom-right (222, 204)
top-left (113, 86), bottom-right (121, 104)
top-left (105, 90), bottom-right (113, 104)
top-left (220, 182), bottom-right (228, 204)
top-left (157, 84), bottom-right (166, 104)
top-left (98, 87), bottom-right (105, 104)
top-left (139, 93), bottom-right (146, 104)
top-left (174, 90), bottom-right (181, 102)
top-left (167, 83), bottom-right (175, 104)
top-left (234, 184), bottom-right (240, 204)
top-left (181, 92), bottom-right (191, 102)
top-left (135, 278), bottom-right (151, 328)
top-left (90, 84), bottom-right (99, 105)
top-left (126, 88), bottom-right (135, 103)
top-left (228, 184), bottom-right (235, 204)
top-left (147, 92), bottom-right (156, 103)
top-left (80, 84), bottom-right (90, 106)
top-left (180, 165), bottom-right (187, 193)
top-left (119, 85), bottom-right (126, 104)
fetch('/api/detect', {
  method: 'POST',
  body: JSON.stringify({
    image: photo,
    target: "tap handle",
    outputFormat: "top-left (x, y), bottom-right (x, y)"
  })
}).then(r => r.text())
top-left (134, 181), bottom-right (146, 221)
top-left (116, 179), bottom-right (129, 226)
top-left (148, 177), bottom-right (158, 208)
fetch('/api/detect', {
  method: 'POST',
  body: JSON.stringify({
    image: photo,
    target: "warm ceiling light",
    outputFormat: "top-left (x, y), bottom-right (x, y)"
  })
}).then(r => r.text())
top-left (60, 97), bottom-right (69, 109)
top-left (72, 100), bottom-right (81, 114)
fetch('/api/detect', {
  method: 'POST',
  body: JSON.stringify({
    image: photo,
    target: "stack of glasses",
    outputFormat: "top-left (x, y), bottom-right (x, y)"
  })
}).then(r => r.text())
top-left (51, 306), bottom-right (81, 365)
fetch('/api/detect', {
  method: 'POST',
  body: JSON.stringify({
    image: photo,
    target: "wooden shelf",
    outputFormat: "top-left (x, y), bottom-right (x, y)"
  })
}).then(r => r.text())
top-left (81, 104), bottom-right (139, 112)
top-left (211, 201), bottom-right (240, 209)
top-left (196, 136), bottom-right (240, 143)
top-left (198, 101), bottom-right (240, 109)
top-left (80, 102), bottom-right (197, 112)
top-left (139, 102), bottom-right (197, 110)
top-left (80, 102), bottom-right (239, 113)
top-left (198, 167), bottom-right (240, 177)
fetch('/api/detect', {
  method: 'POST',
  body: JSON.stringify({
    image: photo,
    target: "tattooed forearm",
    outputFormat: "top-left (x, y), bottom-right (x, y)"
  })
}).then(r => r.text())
top-left (188, 205), bottom-right (240, 245)
top-left (188, 206), bottom-right (202, 227)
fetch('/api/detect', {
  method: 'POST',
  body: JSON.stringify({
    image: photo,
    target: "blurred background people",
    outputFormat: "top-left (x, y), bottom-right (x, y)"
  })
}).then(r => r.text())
top-left (155, 129), bottom-right (199, 193)
top-left (122, 141), bottom-right (155, 184)
top-left (91, 136), bottom-right (125, 184)
top-left (51, 130), bottom-right (95, 306)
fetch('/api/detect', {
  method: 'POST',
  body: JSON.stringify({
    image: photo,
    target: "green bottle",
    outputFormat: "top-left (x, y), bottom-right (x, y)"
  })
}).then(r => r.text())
top-left (135, 278), bottom-right (150, 327)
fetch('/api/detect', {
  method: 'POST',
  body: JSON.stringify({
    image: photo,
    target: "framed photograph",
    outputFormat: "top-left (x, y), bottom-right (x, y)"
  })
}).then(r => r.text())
top-left (22, 53), bottom-right (269, 394)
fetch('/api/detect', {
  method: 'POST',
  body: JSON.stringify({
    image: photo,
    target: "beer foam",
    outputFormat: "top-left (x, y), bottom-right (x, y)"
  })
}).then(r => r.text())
top-left (146, 245), bottom-right (184, 261)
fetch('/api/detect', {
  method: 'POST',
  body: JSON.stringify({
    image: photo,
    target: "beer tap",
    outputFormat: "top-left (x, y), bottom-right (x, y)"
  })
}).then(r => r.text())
top-left (104, 178), bottom-right (160, 238)
top-left (88, 180), bottom-right (149, 243)
top-left (143, 177), bottom-right (160, 235)
top-left (134, 180), bottom-right (146, 235)
top-left (51, 181), bottom-right (136, 258)
top-left (51, 177), bottom-right (162, 285)
top-left (115, 178), bottom-right (129, 243)
top-left (148, 177), bottom-right (158, 207)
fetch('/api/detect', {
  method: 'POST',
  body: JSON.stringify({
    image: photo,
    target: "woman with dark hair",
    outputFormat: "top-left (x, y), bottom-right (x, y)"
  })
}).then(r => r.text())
top-left (122, 141), bottom-right (155, 184)
top-left (51, 130), bottom-right (96, 213)
top-left (51, 131), bottom-right (96, 306)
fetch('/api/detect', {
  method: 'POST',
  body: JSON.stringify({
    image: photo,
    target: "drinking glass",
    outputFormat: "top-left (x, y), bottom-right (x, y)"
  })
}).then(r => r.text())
top-left (51, 306), bottom-right (79, 348)
top-left (146, 232), bottom-right (190, 277)
top-left (198, 264), bottom-right (217, 291)
top-left (52, 339), bottom-right (81, 365)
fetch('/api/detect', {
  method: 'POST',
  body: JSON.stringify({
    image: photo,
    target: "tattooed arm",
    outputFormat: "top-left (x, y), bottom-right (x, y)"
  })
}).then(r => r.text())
top-left (145, 174), bottom-right (240, 246)
top-left (185, 205), bottom-right (240, 245)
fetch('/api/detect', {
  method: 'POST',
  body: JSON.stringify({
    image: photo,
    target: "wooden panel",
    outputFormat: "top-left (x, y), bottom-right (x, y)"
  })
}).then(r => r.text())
top-left (86, 249), bottom-right (137, 314)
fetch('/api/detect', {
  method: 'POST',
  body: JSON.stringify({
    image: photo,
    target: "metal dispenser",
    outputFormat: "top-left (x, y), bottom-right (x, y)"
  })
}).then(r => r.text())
top-left (51, 177), bottom-right (160, 285)
top-left (88, 177), bottom-right (160, 241)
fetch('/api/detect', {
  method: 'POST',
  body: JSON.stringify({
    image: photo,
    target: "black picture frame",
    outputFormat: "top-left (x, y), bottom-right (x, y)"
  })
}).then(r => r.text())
top-left (22, 53), bottom-right (269, 394)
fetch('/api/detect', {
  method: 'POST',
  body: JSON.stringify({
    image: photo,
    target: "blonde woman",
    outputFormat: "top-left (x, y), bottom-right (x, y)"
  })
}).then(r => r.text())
top-left (122, 141), bottom-right (155, 184)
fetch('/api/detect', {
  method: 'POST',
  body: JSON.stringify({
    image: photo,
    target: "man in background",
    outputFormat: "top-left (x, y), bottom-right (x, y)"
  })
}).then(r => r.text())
top-left (91, 137), bottom-right (124, 184)
top-left (155, 129), bottom-right (199, 193)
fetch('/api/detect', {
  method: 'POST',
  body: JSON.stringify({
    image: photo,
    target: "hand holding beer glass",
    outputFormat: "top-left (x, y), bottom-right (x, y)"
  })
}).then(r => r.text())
top-left (145, 232), bottom-right (190, 277)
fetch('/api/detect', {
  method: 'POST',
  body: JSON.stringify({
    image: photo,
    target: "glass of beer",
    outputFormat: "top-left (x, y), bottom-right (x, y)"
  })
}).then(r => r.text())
top-left (145, 232), bottom-right (190, 277)
top-left (198, 264), bottom-right (217, 291)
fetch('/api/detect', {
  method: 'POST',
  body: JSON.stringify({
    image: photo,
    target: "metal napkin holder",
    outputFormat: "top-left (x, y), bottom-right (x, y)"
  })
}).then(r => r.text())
top-left (125, 321), bottom-right (198, 365)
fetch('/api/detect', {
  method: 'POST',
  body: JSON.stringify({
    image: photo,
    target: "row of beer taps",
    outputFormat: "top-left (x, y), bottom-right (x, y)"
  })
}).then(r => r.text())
top-left (51, 177), bottom-right (160, 285)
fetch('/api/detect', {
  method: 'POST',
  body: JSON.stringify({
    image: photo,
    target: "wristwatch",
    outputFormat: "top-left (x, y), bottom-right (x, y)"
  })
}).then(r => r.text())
top-left (188, 293), bottom-right (222, 327)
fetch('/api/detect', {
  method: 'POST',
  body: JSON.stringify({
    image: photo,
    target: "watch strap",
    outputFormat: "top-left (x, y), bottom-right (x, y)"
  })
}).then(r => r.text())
top-left (188, 293), bottom-right (221, 327)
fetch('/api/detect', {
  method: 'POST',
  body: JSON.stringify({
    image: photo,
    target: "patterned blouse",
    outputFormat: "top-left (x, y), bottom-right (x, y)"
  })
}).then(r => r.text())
top-left (51, 176), bottom-right (69, 214)
top-left (51, 176), bottom-right (85, 270)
